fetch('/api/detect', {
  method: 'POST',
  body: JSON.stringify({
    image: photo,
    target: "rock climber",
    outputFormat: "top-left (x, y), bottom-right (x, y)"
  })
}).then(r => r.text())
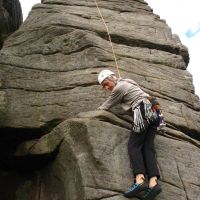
top-left (97, 69), bottom-right (164, 200)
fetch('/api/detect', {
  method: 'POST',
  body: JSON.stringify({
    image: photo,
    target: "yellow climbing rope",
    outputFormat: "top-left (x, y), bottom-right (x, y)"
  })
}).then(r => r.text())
top-left (94, 0), bottom-right (121, 78)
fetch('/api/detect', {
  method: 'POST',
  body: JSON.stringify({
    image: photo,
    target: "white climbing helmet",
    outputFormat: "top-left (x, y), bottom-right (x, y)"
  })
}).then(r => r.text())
top-left (98, 69), bottom-right (115, 85)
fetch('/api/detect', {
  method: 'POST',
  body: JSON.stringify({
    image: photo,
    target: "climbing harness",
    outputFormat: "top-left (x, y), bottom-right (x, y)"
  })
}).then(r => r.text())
top-left (132, 99), bottom-right (158, 133)
top-left (118, 79), bottom-right (166, 131)
top-left (132, 97), bottom-right (166, 133)
top-left (94, 0), bottom-right (121, 78)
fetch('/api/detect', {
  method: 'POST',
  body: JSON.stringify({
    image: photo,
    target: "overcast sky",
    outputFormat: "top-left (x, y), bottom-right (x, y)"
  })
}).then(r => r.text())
top-left (20, 0), bottom-right (200, 97)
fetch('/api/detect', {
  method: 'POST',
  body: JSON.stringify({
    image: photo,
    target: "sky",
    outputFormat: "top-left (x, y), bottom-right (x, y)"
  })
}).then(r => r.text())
top-left (20, 0), bottom-right (200, 98)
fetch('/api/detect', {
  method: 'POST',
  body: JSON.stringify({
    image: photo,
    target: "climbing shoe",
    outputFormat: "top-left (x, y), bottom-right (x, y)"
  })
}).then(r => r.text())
top-left (123, 182), bottom-right (148, 198)
top-left (141, 184), bottom-right (162, 200)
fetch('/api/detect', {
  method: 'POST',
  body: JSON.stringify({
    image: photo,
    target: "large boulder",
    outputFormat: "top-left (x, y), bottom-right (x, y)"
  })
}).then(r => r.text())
top-left (0, 0), bottom-right (199, 199)
top-left (1, 112), bottom-right (200, 200)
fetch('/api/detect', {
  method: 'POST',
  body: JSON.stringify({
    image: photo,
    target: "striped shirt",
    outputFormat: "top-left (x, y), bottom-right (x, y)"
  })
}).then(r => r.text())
top-left (98, 78), bottom-right (149, 111)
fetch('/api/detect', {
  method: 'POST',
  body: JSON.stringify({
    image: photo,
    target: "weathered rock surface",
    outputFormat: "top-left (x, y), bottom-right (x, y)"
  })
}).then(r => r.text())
top-left (0, 0), bottom-right (199, 200)
top-left (2, 112), bottom-right (200, 200)
top-left (0, 0), bottom-right (23, 48)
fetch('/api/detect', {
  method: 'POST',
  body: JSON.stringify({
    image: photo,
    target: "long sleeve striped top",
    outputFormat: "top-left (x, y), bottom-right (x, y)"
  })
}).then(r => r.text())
top-left (98, 78), bottom-right (149, 111)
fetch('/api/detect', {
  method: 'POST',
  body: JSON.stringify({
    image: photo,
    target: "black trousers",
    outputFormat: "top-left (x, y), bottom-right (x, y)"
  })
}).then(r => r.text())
top-left (128, 103), bottom-right (160, 179)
